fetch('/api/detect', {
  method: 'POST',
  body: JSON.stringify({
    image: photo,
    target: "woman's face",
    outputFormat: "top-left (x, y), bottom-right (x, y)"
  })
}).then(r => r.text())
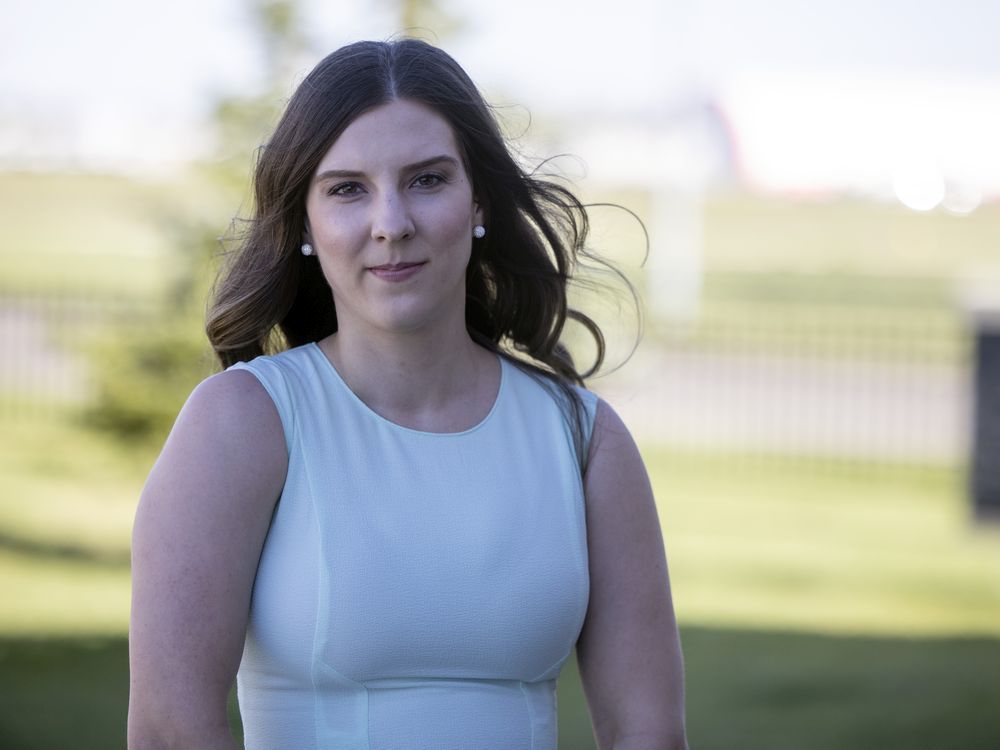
top-left (304, 98), bottom-right (483, 337)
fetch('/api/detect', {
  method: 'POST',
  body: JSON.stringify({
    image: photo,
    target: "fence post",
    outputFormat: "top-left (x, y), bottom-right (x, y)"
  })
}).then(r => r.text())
top-left (967, 283), bottom-right (1000, 523)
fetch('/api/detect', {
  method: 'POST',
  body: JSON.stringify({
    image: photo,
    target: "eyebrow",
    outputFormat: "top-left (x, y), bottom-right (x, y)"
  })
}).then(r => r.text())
top-left (313, 155), bottom-right (460, 183)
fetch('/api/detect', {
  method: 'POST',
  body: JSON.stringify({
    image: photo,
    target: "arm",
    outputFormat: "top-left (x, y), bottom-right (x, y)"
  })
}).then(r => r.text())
top-left (128, 370), bottom-right (287, 749)
top-left (576, 399), bottom-right (688, 750)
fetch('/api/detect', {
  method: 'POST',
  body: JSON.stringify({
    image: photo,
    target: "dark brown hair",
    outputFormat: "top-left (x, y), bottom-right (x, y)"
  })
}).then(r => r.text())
top-left (207, 39), bottom-right (631, 462)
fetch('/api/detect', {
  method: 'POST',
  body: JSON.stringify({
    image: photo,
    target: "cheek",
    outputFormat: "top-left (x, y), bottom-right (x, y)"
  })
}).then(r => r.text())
top-left (425, 197), bottom-right (475, 243)
top-left (311, 229), bottom-right (361, 292)
top-left (311, 211), bottom-right (365, 257)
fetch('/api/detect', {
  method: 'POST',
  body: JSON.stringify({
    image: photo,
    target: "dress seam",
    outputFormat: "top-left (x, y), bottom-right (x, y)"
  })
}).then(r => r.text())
top-left (519, 681), bottom-right (536, 750)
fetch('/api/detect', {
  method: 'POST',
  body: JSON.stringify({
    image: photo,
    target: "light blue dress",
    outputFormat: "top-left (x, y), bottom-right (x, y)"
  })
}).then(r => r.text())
top-left (230, 342), bottom-right (596, 749)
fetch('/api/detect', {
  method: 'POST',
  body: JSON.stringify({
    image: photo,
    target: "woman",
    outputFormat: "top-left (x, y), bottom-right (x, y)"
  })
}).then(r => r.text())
top-left (128, 39), bottom-right (687, 749)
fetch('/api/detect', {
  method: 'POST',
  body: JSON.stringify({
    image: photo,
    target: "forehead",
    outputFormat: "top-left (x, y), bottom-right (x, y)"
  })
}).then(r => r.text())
top-left (316, 99), bottom-right (463, 171)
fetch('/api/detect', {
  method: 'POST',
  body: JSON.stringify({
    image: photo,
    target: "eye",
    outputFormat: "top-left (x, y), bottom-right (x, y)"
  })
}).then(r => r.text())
top-left (328, 181), bottom-right (364, 197)
top-left (412, 172), bottom-right (446, 189)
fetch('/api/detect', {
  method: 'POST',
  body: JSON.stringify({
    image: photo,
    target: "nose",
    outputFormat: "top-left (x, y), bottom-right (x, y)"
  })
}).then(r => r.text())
top-left (370, 190), bottom-right (414, 242)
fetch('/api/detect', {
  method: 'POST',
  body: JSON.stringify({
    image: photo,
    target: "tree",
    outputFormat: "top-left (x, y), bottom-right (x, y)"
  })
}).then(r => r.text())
top-left (83, 0), bottom-right (313, 445)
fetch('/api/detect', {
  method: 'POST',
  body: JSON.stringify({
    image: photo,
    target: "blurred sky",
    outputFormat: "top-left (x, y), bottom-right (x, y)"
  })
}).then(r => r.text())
top-left (2, 0), bottom-right (999, 202)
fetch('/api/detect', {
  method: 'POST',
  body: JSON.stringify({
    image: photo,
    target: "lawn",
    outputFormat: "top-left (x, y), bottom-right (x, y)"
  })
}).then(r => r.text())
top-left (0, 170), bottom-right (233, 298)
top-left (578, 185), bottom-right (1000, 282)
top-left (649, 451), bottom-right (1000, 637)
top-left (4, 628), bottom-right (998, 750)
top-left (1, 414), bottom-right (999, 748)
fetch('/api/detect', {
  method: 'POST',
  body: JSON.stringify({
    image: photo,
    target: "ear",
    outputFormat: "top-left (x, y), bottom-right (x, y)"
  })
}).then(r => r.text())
top-left (473, 199), bottom-right (484, 228)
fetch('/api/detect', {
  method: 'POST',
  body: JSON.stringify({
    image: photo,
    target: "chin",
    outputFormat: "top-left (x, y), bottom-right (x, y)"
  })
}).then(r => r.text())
top-left (382, 303), bottom-right (464, 336)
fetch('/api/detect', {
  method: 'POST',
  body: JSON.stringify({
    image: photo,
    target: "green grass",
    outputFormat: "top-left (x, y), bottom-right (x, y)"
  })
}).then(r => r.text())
top-left (0, 416), bottom-right (143, 636)
top-left (5, 417), bottom-right (998, 639)
top-left (0, 637), bottom-right (129, 750)
top-left (0, 170), bottom-right (232, 297)
top-left (579, 187), bottom-right (1000, 280)
top-left (3, 631), bottom-right (998, 749)
top-left (0, 172), bottom-right (167, 296)
top-left (681, 627), bottom-right (1000, 750)
top-left (650, 450), bottom-right (1000, 637)
top-left (699, 191), bottom-right (1000, 278)
top-left (2, 410), bottom-right (1000, 747)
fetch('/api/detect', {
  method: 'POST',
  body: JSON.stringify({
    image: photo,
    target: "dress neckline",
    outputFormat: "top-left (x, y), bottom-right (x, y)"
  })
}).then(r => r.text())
top-left (307, 341), bottom-right (506, 437)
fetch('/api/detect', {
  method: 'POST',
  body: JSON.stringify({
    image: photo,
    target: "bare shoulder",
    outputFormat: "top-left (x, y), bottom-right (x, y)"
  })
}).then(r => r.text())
top-left (588, 396), bottom-right (634, 452)
top-left (585, 397), bottom-right (650, 512)
top-left (162, 369), bottom-right (286, 474)
top-left (176, 367), bottom-right (282, 439)
top-left (141, 368), bottom-right (288, 523)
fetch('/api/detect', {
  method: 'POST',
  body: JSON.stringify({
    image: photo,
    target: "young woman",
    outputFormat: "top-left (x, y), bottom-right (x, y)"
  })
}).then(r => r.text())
top-left (128, 39), bottom-right (687, 750)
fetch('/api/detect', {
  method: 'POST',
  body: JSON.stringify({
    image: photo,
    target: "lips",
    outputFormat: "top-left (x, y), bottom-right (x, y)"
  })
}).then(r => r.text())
top-left (367, 261), bottom-right (426, 282)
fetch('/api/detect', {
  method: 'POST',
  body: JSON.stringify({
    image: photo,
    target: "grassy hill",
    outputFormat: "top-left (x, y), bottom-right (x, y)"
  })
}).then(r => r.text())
top-left (0, 170), bottom-right (236, 298)
top-left (4, 169), bottom-right (999, 302)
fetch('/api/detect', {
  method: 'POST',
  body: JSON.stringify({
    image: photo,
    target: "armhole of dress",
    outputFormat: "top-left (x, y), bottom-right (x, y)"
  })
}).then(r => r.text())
top-left (228, 360), bottom-right (294, 458)
top-left (574, 386), bottom-right (600, 472)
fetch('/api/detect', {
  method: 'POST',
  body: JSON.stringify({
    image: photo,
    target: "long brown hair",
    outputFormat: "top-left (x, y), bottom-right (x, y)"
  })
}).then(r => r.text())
top-left (207, 39), bottom-right (634, 464)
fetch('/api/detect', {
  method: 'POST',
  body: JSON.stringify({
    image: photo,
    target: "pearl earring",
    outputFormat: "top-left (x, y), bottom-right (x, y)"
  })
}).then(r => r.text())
top-left (301, 243), bottom-right (314, 256)
top-left (473, 225), bottom-right (486, 239)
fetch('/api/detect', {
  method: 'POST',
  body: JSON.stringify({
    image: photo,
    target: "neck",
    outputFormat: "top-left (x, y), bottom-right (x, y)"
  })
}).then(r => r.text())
top-left (318, 317), bottom-right (499, 432)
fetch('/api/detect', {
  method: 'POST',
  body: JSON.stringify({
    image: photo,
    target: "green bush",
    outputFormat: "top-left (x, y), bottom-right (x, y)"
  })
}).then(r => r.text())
top-left (80, 217), bottom-right (222, 446)
top-left (81, 318), bottom-right (215, 445)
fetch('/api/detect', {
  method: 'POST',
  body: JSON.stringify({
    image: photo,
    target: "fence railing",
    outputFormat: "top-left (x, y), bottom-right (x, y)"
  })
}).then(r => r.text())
top-left (0, 290), bottom-right (158, 419)
top-left (0, 289), bottom-right (973, 468)
top-left (593, 303), bottom-right (968, 466)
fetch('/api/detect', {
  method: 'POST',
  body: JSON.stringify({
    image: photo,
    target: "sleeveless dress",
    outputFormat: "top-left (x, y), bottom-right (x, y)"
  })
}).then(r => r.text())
top-left (230, 342), bottom-right (597, 750)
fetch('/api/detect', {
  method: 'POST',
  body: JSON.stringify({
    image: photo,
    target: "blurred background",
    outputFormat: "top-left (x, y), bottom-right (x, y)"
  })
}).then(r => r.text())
top-left (2, 0), bottom-right (999, 747)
